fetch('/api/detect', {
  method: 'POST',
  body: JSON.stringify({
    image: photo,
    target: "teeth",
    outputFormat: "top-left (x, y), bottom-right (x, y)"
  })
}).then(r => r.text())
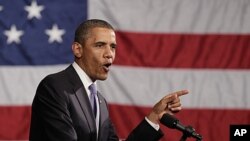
top-left (103, 63), bottom-right (111, 72)
top-left (105, 63), bottom-right (111, 67)
top-left (103, 65), bottom-right (109, 72)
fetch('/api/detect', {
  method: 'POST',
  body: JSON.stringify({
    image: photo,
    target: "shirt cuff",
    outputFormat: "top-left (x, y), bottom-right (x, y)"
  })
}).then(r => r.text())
top-left (145, 117), bottom-right (160, 131)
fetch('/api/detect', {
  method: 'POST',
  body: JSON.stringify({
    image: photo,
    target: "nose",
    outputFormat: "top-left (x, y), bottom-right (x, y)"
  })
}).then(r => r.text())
top-left (104, 46), bottom-right (115, 59)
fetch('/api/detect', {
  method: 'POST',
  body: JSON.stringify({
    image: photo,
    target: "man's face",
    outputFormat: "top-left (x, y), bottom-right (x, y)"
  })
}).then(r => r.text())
top-left (75, 27), bottom-right (116, 81)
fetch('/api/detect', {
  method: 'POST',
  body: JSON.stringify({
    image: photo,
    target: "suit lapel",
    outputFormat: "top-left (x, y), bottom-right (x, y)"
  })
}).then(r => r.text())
top-left (97, 92), bottom-right (111, 141)
top-left (97, 92), bottom-right (108, 129)
top-left (65, 65), bottom-right (97, 140)
top-left (75, 86), bottom-right (97, 132)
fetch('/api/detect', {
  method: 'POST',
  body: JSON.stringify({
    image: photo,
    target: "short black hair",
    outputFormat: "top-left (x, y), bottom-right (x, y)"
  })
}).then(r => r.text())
top-left (74, 19), bottom-right (114, 45)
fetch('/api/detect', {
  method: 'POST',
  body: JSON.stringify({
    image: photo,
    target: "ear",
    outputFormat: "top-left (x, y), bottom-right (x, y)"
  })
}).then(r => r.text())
top-left (72, 42), bottom-right (82, 58)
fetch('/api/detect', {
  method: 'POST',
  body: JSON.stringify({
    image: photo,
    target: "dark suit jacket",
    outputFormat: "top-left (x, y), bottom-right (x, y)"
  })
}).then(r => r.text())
top-left (29, 65), bottom-right (163, 141)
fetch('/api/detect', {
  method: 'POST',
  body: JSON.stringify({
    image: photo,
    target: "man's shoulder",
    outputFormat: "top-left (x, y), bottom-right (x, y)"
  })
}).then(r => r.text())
top-left (40, 65), bottom-right (75, 85)
top-left (45, 67), bottom-right (68, 79)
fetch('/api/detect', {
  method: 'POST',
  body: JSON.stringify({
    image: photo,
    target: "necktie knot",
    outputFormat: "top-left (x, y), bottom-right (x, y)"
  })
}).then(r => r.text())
top-left (89, 83), bottom-right (97, 95)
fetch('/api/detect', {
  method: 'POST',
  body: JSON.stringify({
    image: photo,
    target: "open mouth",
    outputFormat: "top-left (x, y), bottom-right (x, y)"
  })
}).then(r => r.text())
top-left (103, 63), bottom-right (112, 72)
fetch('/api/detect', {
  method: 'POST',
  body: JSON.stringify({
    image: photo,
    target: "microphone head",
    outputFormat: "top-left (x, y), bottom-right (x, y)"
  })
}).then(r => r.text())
top-left (160, 113), bottom-right (179, 129)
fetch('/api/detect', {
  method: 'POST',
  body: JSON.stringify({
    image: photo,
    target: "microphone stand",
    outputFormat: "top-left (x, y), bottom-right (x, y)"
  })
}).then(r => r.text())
top-left (159, 113), bottom-right (202, 141)
top-left (179, 126), bottom-right (202, 141)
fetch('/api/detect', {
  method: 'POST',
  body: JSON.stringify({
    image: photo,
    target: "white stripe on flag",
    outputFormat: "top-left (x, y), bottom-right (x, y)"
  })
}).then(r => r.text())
top-left (99, 66), bottom-right (250, 109)
top-left (0, 65), bottom-right (67, 105)
top-left (89, 0), bottom-right (250, 34)
top-left (1, 65), bottom-right (249, 109)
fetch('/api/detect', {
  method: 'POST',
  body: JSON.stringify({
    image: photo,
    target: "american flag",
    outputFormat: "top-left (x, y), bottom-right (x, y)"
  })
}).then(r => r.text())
top-left (0, 0), bottom-right (86, 139)
top-left (0, 0), bottom-right (86, 65)
top-left (0, 0), bottom-right (250, 140)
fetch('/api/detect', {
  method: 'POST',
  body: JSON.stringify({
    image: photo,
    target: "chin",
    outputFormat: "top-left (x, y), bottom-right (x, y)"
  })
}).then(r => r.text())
top-left (97, 75), bottom-right (108, 81)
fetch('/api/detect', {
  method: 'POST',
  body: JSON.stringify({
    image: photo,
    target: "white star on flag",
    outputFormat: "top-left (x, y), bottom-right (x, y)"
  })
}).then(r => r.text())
top-left (24, 0), bottom-right (44, 20)
top-left (45, 24), bottom-right (66, 43)
top-left (4, 25), bottom-right (24, 44)
top-left (0, 5), bottom-right (3, 12)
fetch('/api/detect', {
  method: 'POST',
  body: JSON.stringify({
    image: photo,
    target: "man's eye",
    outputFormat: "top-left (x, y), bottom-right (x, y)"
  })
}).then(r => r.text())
top-left (111, 44), bottom-right (117, 49)
top-left (96, 44), bottom-right (103, 47)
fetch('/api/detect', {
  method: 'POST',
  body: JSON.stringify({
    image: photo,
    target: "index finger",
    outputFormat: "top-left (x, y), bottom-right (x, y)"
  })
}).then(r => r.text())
top-left (171, 89), bottom-right (189, 97)
top-left (162, 89), bottom-right (189, 102)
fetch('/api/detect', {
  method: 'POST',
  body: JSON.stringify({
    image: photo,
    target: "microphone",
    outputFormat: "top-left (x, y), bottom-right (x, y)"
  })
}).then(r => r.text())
top-left (160, 113), bottom-right (202, 140)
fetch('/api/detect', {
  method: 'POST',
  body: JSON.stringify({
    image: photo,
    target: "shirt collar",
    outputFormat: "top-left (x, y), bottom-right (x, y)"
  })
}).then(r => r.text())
top-left (72, 62), bottom-right (97, 93)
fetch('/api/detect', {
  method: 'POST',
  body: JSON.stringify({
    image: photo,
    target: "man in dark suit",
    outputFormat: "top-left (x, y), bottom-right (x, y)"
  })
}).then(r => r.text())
top-left (29, 19), bottom-right (188, 141)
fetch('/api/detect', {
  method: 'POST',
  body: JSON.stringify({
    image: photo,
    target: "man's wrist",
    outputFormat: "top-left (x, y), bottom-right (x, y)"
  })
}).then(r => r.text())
top-left (146, 112), bottom-right (159, 124)
top-left (145, 117), bottom-right (160, 131)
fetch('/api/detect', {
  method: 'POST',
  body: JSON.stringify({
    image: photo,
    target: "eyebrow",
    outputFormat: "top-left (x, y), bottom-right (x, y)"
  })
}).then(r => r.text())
top-left (95, 41), bottom-right (117, 46)
top-left (95, 41), bottom-right (106, 45)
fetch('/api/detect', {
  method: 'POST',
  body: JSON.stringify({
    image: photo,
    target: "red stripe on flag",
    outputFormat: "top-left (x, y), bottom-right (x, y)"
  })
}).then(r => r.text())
top-left (1, 105), bottom-right (249, 140)
top-left (114, 31), bottom-right (250, 69)
top-left (109, 104), bottom-right (250, 141)
top-left (0, 106), bottom-right (31, 140)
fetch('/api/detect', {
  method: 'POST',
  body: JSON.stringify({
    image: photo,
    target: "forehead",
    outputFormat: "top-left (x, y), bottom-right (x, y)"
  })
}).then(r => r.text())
top-left (89, 27), bottom-right (115, 39)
